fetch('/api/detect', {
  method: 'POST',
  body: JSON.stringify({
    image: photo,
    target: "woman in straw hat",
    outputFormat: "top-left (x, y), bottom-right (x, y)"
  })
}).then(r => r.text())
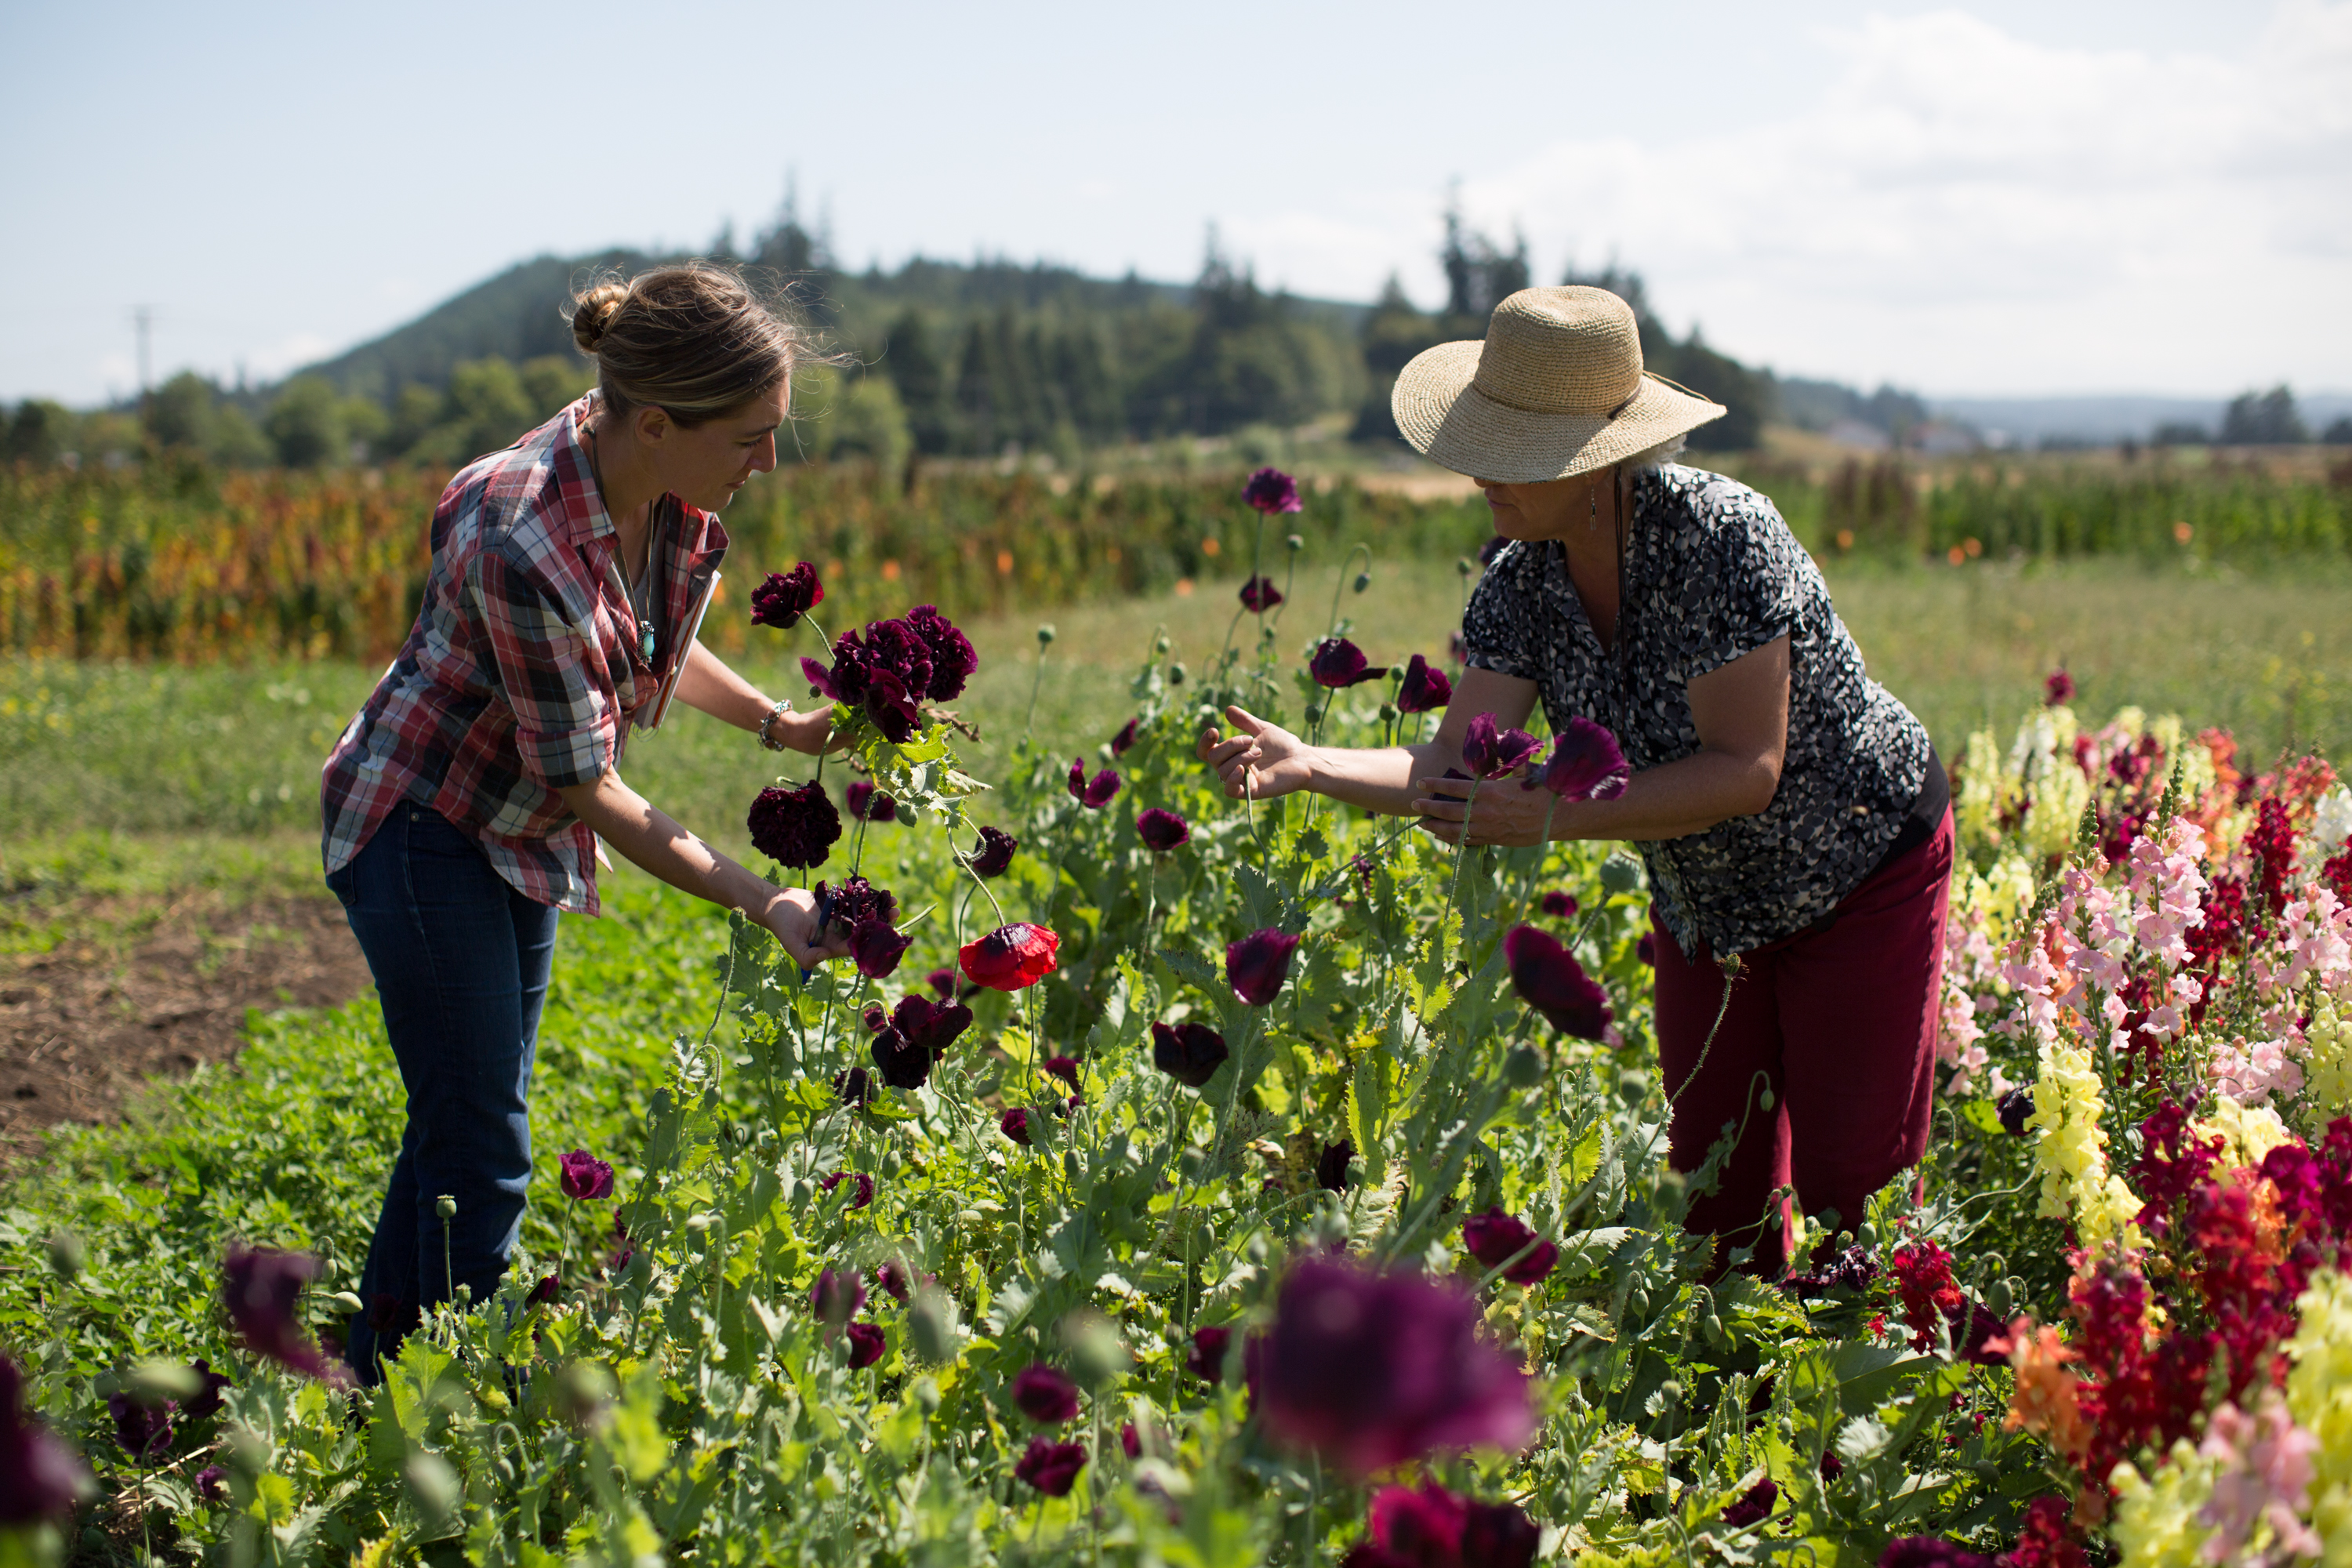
top-left (1198, 285), bottom-right (1951, 1277)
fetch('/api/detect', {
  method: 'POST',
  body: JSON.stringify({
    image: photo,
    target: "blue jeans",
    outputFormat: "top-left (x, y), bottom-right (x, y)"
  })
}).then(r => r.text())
top-left (325, 804), bottom-right (557, 1383)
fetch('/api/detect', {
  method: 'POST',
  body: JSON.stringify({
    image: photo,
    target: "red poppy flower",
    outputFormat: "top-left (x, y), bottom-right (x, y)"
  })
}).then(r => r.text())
top-left (960, 924), bottom-right (1061, 991)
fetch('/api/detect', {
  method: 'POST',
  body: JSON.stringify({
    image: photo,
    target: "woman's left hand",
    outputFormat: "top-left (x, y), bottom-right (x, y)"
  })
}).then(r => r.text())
top-left (760, 887), bottom-right (852, 967)
top-left (1412, 775), bottom-right (1563, 848)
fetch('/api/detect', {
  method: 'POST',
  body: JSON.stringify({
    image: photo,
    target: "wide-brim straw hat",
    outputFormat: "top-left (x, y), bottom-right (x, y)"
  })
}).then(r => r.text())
top-left (1392, 286), bottom-right (1726, 483)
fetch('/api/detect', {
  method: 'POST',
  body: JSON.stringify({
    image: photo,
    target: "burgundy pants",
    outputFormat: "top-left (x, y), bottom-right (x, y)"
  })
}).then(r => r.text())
top-left (1652, 809), bottom-right (1954, 1276)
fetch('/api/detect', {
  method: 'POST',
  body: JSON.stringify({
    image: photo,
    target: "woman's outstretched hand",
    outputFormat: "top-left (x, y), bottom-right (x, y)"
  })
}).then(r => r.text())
top-left (1197, 706), bottom-right (1316, 801)
top-left (760, 886), bottom-right (851, 969)
top-left (1413, 773), bottom-right (1560, 848)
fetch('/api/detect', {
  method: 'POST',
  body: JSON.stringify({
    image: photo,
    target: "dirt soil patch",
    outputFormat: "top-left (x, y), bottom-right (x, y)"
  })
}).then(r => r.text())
top-left (0, 894), bottom-right (369, 1168)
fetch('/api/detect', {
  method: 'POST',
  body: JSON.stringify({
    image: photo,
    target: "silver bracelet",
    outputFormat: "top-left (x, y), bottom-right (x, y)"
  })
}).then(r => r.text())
top-left (757, 699), bottom-right (793, 751)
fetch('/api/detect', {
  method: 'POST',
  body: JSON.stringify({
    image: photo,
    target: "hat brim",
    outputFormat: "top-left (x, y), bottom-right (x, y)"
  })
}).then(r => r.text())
top-left (1392, 339), bottom-right (1728, 483)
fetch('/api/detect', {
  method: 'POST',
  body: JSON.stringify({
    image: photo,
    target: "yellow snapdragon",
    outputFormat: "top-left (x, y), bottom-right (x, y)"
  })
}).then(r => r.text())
top-left (2197, 1095), bottom-right (2294, 1173)
top-left (2028, 1035), bottom-right (2147, 1254)
top-left (2111, 1440), bottom-right (2220, 1568)
top-left (2285, 1269), bottom-right (2352, 1560)
top-left (2305, 995), bottom-right (2352, 1128)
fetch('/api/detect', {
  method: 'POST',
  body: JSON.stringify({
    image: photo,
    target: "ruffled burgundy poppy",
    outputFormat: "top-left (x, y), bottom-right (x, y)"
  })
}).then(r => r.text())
top-left (1461, 1496), bottom-right (1543, 1568)
top-left (906, 604), bottom-right (977, 701)
top-left (1137, 808), bottom-right (1190, 854)
top-left (2045, 669), bottom-right (2075, 706)
top-left (1011, 1363), bottom-right (1080, 1425)
top-left (1247, 1255), bottom-right (1534, 1479)
top-left (750, 562), bottom-right (823, 629)
top-left (1526, 717), bottom-right (1630, 800)
top-left (1461, 713), bottom-right (1540, 781)
top-left (960, 924), bottom-right (1061, 991)
top-left (181, 1359), bottom-right (230, 1421)
top-left (845, 1322), bottom-right (887, 1369)
top-left (1110, 717), bottom-right (1140, 757)
top-left (966, 825), bottom-right (1018, 878)
top-left (1348, 1484), bottom-right (1540, 1568)
top-left (810, 1268), bottom-right (866, 1331)
top-left (895, 993), bottom-right (975, 1055)
top-left (1998, 1087), bottom-right (2034, 1137)
top-left (747, 780), bottom-right (841, 869)
top-left (1243, 466), bottom-right (1303, 514)
top-left (833, 1066), bottom-right (877, 1107)
top-left (804, 619), bottom-right (937, 742)
top-left (850, 920), bottom-right (912, 980)
top-left (1501, 925), bottom-right (1613, 1040)
top-left (925, 966), bottom-right (957, 1000)
top-left (872, 1260), bottom-right (921, 1303)
top-left (223, 1247), bottom-right (349, 1385)
top-left (0, 1355), bottom-right (92, 1523)
top-left (1187, 1325), bottom-right (1232, 1385)
top-left (817, 876), bottom-right (898, 933)
top-left (1310, 637), bottom-right (1388, 689)
top-left (527, 1273), bottom-right (561, 1307)
top-left (1540, 890), bottom-right (1577, 919)
top-left (845, 780), bottom-right (898, 822)
top-left (1316, 1141), bottom-right (1354, 1193)
top-left (1461, 1208), bottom-right (1560, 1286)
top-left (1226, 928), bottom-right (1301, 1006)
top-left (194, 1464), bottom-right (227, 1503)
top-left (1000, 1107), bottom-right (1033, 1146)
top-left (1396, 654), bottom-right (1452, 715)
top-left (1014, 1436), bottom-right (1088, 1496)
top-left (1879, 1540), bottom-right (1998, 1568)
top-left (558, 1149), bottom-right (615, 1201)
top-left (820, 1171), bottom-right (875, 1209)
top-left (1150, 1021), bottom-right (1229, 1087)
top-left (110, 1392), bottom-right (172, 1461)
top-left (1239, 575), bottom-right (1284, 613)
top-left (1043, 1055), bottom-right (1082, 1091)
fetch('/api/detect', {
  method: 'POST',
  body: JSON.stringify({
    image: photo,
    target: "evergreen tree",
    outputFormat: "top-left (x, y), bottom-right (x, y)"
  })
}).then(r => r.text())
top-left (882, 310), bottom-right (960, 456)
top-left (2220, 386), bottom-right (2308, 445)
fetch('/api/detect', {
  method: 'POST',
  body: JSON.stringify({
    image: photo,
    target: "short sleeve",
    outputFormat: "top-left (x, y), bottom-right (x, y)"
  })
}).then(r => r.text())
top-left (1678, 485), bottom-right (1803, 682)
top-left (1461, 543), bottom-right (1540, 680)
top-left (469, 545), bottom-right (616, 792)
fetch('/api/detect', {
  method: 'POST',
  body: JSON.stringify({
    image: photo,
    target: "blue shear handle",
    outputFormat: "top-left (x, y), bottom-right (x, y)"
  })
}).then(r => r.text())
top-left (797, 882), bottom-right (837, 987)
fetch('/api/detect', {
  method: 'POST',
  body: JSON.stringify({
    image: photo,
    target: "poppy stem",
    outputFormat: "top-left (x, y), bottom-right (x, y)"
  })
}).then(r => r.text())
top-left (1324, 543), bottom-right (1371, 641)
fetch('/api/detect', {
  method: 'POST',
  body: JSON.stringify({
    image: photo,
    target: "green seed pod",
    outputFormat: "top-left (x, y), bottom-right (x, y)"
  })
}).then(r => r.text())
top-left (1457, 557), bottom-right (1475, 578)
top-left (1167, 663), bottom-right (1185, 685)
top-left (1504, 1046), bottom-right (1545, 1087)
top-left (1379, 702), bottom-right (1399, 723)
top-left (1759, 1087), bottom-right (1777, 1111)
top-left (405, 1452), bottom-right (461, 1531)
top-left (1599, 854), bottom-right (1644, 895)
top-left (1036, 623), bottom-right (1057, 645)
top-left (1286, 533), bottom-right (1305, 554)
top-left (1062, 1312), bottom-right (1131, 1386)
top-left (554, 1360), bottom-right (617, 1425)
top-left (127, 1359), bottom-right (203, 1404)
top-left (1353, 572), bottom-right (1372, 593)
top-left (1987, 1278), bottom-right (2015, 1321)
top-left (1063, 1152), bottom-right (1082, 1185)
top-left (434, 1194), bottom-right (458, 1221)
top-left (913, 1375), bottom-right (943, 1412)
top-left (329, 1290), bottom-right (366, 1316)
top-left (1304, 704), bottom-right (1325, 724)
top-left (908, 1286), bottom-right (961, 1363)
top-left (1156, 634), bottom-right (1172, 655)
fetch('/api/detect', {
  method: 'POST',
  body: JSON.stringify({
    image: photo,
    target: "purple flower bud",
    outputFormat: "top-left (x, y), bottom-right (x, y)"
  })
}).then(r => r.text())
top-left (750, 562), bottom-right (823, 629)
top-left (1000, 1107), bottom-right (1033, 1146)
top-left (1461, 1208), bottom-right (1559, 1286)
top-left (1110, 717), bottom-right (1140, 757)
top-left (1150, 1021), bottom-right (1229, 1087)
top-left (967, 826), bottom-right (1018, 878)
top-left (811, 1269), bottom-right (866, 1332)
top-left (845, 780), bottom-right (898, 822)
top-left (747, 780), bottom-right (842, 870)
top-left (1540, 890), bottom-right (1577, 919)
top-left (1998, 1087), bottom-right (2034, 1136)
top-left (1226, 928), bottom-right (1302, 1007)
top-left (850, 919), bottom-right (913, 981)
top-left (222, 1247), bottom-right (349, 1385)
top-left (820, 1171), bottom-right (875, 1209)
top-left (1502, 925), bottom-right (1613, 1040)
top-left (194, 1464), bottom-right (227, 1503)
top-left (845, 1322), bottom-right (887, 1370)
top-left (1137, 808), bottom-right (1190, 855)
top-left (558, 1149), bottom-right (615, 1201)
top-left (1316, 1141), bottom-right (1354, 1193)
top-left (109, 1391), bottom-right (172, 1461)
top-left (1309, 637), bottom-right (1388, 690)
top-left (1721, 1477), bottom-right (1779, 1528)
top-left (906, 604), bottom-right (978, 701)
top-left (1239, 575), bottom-right (1284, 613)
top-left (833, 1066), bottom-right (877, 1108)
top-left (1013, 1436), bottom-right (1088, 1496)
top-left (873, 1260), bottom-right (921, 1303)
top-left (1011, 1363), bottom-right (1080, 1425)
top-left (1396, 654), bottom-right (1452, 715)
top-left (1186, 1326), bottom-right (1233, 1385)
top-left (1120, 1421), bottom-right (1142, 1459)
top-left (1067, 760), bottom-right (1120, 808)
top-left (1461, 713), bottom-right (1541, 781)
top-left (2045, 669), bottom-right (2075, 706)
top-left (1526, 717), bottom-right (1630, 800)
top-left (1243, 466), bottom-right (1303, 514)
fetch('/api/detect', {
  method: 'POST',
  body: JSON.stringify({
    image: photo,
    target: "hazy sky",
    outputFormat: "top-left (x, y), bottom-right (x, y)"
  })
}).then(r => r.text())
top-left (4, 0), bottom-right (2347, 406)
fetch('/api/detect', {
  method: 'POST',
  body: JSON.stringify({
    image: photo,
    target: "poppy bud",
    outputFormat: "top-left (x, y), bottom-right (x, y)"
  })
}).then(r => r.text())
top-left (1037, 624), bottom-right (1057, 645)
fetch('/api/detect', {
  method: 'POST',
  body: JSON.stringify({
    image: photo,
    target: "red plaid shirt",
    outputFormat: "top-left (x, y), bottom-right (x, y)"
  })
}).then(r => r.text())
top-left (321, 394), bottom-right (728, 914)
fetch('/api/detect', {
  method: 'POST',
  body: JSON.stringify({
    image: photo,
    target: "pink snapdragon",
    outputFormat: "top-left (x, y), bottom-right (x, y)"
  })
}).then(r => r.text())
top-left (2194, 1392), bottom-right (2321, 1563)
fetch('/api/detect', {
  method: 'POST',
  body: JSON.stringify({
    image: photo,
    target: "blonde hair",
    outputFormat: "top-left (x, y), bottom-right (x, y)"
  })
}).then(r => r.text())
top-left (568, 262), bottom-right (808, 427)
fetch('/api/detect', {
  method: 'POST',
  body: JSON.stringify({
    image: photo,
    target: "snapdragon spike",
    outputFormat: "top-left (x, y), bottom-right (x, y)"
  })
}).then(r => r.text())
top-left (1239, 575), bottom-right (1284, 613)
top-left (1311, 637), bottom-right (1388, 689)
top-left (1502, 925), bottom-right (1613, 1040)
top-left (223, 1247), bottom-right (350, 1385)
top-left (749, 562), bottom-right (822, 629)
top-left (1243, 466), bottom-right (1303, 514)
top-left (1151, 1021), bottom-right (1229, 1087)
top-left (1014, 1436), bottom-right (1087, 1496)
top-left (1396, 654), bottom-right (1452, 714)
top-left (1527, 717), bottom-right (1631, 800)
top-left (1137, 808), bottom-right (1190, 854)
top-left (1247, 1255), bottom-right (1534, 1478)
top-left (1011, 1363), bottom-right (1080, 1425)
top-left (558, 1149), bottom-right (615, 1200)
top-left (747, 781), bottom-right (841, 869)
top-left (1461, 713), bottom-right (1541, 780)
top-left (1461, 1208), bottom-right (1559, 1285)
top-left (968, 826), bottom-right (1018, 877)
top-left (960, 924), bottom-right (1061, 991)
top-left (1227, 928), bottom-right (1302, 1005)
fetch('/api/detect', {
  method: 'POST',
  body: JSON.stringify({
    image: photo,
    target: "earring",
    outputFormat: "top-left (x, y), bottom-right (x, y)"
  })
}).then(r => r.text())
top-left (1589, 479), bottom-right (1598, 528)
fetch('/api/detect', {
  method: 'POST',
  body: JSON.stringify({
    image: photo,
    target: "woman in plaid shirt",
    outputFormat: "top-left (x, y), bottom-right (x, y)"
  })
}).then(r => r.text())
top-left (320, 264), bottom-right (839, 1380)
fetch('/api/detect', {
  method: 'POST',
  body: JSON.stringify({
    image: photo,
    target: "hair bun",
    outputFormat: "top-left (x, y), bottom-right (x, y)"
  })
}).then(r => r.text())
top-left (572, 281), bottom-right (630, 354)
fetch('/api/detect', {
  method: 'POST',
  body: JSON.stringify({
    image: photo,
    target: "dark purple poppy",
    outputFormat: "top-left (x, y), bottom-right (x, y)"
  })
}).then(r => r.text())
top-left (1243, 466), bottom-right (1303, 514)
top-left (1137, 808), bottom-right (1190, 854)
top-left (1110, 717), bottom-right (1140, 757)
top-left (1316, 1141), bottom-right (1354, 1193)
top-left (906, 604), bottom-right (977, 701)
top-left (1014, 1436), bottom-right (1088, 1496)
top-left (1011, 1363), bottom-right (1080, 1425)
top-left (868, 1020), bottom-right (928, 1089)
top-left (1820, 1450), bottom-right (1845, 1480)
top-left (862, 666), bottom-right (924, 744)
top-left (850, 920), bottom-right (913, 980)
top-left (873, 1260), bottom-right (926, 1303)
top-left (1186, 1326), bottom-right (1233, 1385)
top-left (1239, 575), bottom-right (1284, 613)
top-left (820, 1171), bottom-right (875, 1210)
top-left (558, 1149), bottom-right (615, 1201)
top-left (1635, 932), bottom-right (1656, 967)
top-left (1478, 534), bottom-right (1508, 565)
top-left (1998, 1087), bottom-right (2034, 1137)
top-left (1880, 1541), bottom-right (1998, 1568)
top-left (194, 1464), bottom-right (227, 1503)
top-left (1310, 637), bottom-right (1388, 689)
top-left (968, 826), bottom-right (1018, 878)
top-left (750, 562), bottom-right (823, 630)
top-left (805, 619), bottom-right (937, 741)
top-left (0, 1356), bottom-right (91, 1525)
top-left (1361, 1482), bottom-right (1534, 1568)
top-left (1120, 1421), bottom-right (1143, 1459)
top-left (815, 874), bottom-right (897, 931)
top-left (1068, 759), bottom-right (1120, 808)
top-left (109, 1392), bottom-right (172, 1461)
top-left (833, 1066), bottom-right (877, 1107)
top-left (1226, 928), bottom-right (1301, 1007)
top-left (1000, 1108), bottom-right (1033, 1146)
top-left (1448, 630), bottom-right (1468, 665)
top-left (1248, 1256), bottom-right (1534, 1479)
top-left (2045, 669), bottom-right (2075, 706)
top-left (1502, 926), bottom-right (1613, 1040)
top-left (527, 1273), bottom-right (561, 1307)
top-left (222, 1247), bottom-right (349, 1385)
top-left (178, 1359), bottom-right (230, 1421)
top-left (925, 966), bottom-right (957, 1000)
top-left (1721, 1477), bottom-right (1778, 1528)
top-left (811, 1269), bottom-right (866, 1333)
top-left (845, 1322), bottom-right (887, 1370)
top-left (1150, 1021), bottom-right (1229, 1087)
top-left (1461, 1208), bottom-right (1560, 1286)
top-left (1461, 1497), bottom-right (1543, 1568)
top-left (1396, 655), bottom-right (1452, 715)
top-left (1461, 713), bottom-right (1541, 781)
top-left (1540, 891), bottom-right (1577, 919)
top-left (894, 993), bottom-right (976, 1055)
top-left (1044, 1056), bottom-right (1082, 1091)
top-left (1526, 717), bottom-right (1631, 800)
top-left (845, 780), bottom-right (898, 822)
top-left (747, 780), bottom-right (841, 869)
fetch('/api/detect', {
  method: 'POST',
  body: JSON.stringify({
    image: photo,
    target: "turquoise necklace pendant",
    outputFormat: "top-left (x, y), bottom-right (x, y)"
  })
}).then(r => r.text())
top-left (635, 619), bottom-right (657, 666)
